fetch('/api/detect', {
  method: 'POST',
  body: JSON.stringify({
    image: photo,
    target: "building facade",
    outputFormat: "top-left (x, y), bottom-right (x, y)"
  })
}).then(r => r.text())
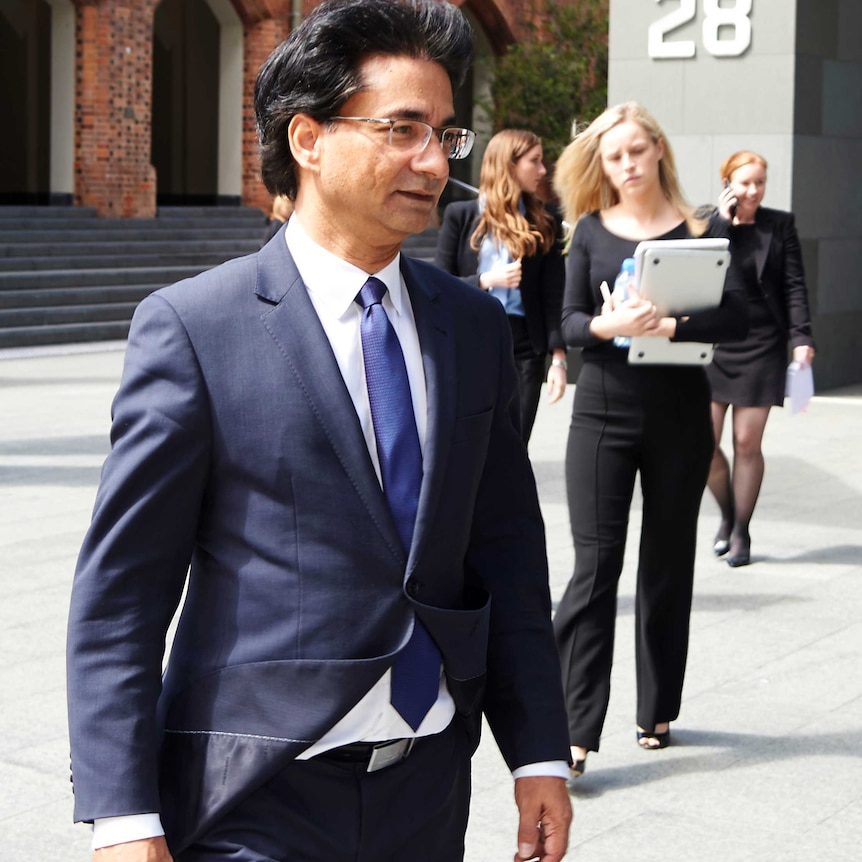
top-left (0, 0), bottom-right (546, 218)
top-left (608, 0), bottom-right (862, 390)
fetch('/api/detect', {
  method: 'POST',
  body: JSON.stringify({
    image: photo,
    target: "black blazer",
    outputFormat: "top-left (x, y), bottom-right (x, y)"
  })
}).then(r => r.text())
top-left (433, 199), bottom-right (566, 356)
top-left (746, 207), bottom-right (815, 349)
top-left (66, 231), bottom-right (570, 852)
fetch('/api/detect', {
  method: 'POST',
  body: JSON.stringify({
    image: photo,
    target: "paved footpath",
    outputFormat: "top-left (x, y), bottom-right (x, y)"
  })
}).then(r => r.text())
top-left (1, 343), bottom-right (861, 861)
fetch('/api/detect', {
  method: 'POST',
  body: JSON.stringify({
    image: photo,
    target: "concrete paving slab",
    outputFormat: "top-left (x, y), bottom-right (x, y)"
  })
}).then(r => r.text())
top-left (1, 344), bottom-right (861, 861)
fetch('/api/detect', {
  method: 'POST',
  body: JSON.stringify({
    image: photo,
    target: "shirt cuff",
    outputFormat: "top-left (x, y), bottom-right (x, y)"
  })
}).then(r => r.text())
top-left (92, 813), bottom-right (164, 850)
top-left (511, 760), bottom-right (571, 781)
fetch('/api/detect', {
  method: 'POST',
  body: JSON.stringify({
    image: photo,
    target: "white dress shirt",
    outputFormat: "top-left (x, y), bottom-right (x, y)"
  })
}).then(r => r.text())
top-left (92, 215), bottom-right (566, 850)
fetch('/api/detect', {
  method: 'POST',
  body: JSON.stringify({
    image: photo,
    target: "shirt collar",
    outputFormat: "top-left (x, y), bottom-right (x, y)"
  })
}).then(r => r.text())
top-left (285, 215), bottom-right (404, 321)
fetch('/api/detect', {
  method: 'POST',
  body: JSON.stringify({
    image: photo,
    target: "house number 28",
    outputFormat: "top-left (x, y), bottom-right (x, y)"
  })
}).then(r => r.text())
top-left (648, 0), bottom-right (752, 59)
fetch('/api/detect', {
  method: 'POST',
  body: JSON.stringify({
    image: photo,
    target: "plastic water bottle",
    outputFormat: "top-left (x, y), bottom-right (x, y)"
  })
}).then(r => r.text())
top-left (612, 257), bottom-right (636, 349)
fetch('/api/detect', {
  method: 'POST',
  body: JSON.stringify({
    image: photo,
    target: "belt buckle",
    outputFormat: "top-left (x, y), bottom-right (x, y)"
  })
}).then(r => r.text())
top-left (366, 738), bottom-right (414, 773)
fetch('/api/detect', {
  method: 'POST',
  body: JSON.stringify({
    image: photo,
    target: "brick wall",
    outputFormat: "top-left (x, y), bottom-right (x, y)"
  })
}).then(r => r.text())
top-left (66, 0), bottom-right (544, 217)
top-left (242, 17), bottom-right (291, 214)
top-left (73, 0), bottom-right (158, 218)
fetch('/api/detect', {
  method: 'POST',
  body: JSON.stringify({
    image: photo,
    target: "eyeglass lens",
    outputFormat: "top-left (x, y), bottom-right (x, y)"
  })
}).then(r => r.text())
top-left (389, 120), bottom-right (473, 160)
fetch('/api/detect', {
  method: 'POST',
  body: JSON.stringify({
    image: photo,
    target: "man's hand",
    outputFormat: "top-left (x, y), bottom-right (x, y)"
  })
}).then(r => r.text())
top-left (94, 837), bottom-right (173, 862)
top-left (513, 776), bottom-right (572, 861)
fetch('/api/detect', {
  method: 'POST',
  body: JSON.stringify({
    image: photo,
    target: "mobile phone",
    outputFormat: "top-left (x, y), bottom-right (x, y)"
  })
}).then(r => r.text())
top-left (724, 179), bottom-right (738, 218)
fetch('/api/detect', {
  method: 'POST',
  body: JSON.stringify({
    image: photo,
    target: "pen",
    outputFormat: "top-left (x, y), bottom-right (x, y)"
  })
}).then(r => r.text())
top-left (599, 280), bottom-right (612, 305)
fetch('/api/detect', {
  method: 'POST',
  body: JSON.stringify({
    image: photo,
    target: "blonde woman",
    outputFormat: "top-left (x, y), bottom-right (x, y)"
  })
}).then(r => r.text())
top-left (707, 151), bottom-right (815, 567)
top-left (434, 129), bottom-right (567, 442)
top-left (551, 103), bottom-right (747, 775)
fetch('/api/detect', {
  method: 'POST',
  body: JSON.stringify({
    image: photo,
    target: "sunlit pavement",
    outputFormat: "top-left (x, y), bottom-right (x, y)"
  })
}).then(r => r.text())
top-left (2, 343), bottom-right (860, 861)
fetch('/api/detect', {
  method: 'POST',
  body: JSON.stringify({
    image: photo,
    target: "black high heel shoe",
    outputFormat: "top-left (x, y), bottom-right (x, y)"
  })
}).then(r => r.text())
top-left (727, 534), bottom-right (751, 567)
top-left (727, 550), bottom-right (751, 567)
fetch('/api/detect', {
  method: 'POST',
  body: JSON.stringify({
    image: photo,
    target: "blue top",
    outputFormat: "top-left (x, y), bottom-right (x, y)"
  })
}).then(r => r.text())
top-left (478, 196), bottom-right (525, 317)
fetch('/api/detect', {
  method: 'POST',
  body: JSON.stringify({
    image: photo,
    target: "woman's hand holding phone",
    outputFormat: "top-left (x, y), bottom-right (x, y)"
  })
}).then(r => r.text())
top-left (719, 179), bottom-right (738, 222)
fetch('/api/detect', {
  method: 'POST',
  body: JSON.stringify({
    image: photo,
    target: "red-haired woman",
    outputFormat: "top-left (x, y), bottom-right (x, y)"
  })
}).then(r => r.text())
top-left (708, 151), bottom-right (816, 567)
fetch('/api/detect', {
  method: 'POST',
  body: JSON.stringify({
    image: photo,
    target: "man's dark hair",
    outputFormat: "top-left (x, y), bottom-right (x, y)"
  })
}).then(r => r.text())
top-left (254, 0), bottom-right (473, 198)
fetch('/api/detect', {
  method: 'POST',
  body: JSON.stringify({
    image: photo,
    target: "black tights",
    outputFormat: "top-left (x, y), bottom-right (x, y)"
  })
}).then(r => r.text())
top-left (708, 402), bottom-right (771, 557)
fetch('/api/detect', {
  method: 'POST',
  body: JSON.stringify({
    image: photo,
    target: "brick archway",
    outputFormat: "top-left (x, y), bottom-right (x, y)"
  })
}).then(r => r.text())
top-left (68, 0), bottom-right (530, 217)
top-left (459, 0), bottom-right (520, 53)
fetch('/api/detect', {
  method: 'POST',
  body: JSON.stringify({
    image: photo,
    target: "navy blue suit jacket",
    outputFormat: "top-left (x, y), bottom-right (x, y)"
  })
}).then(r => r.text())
top-left (66, 228), bottom-right (569, 851)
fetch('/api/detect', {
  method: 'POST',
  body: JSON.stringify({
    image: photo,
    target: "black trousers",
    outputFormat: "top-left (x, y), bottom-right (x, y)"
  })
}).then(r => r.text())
top-left (508, 315), bottom-right (547, 444)
top-left (553, 360), bottom-right (713, 751)
top-left (176, 722), bottom-right (472, 862)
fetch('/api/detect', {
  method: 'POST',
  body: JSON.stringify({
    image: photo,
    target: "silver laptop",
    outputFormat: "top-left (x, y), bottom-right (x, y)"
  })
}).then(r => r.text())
top-left (627, 238), bottom-right (730, 365)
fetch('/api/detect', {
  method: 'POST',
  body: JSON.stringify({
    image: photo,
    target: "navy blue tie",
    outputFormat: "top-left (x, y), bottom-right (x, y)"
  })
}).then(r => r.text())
top-left (356, 277), bottom-right (441, 730)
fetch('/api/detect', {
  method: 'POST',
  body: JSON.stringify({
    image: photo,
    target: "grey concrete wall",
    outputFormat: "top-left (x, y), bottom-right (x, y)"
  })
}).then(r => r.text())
top-left (791, 0), bottom-right (862, 388)
top-left (607, 0), bottom-right (862, 390)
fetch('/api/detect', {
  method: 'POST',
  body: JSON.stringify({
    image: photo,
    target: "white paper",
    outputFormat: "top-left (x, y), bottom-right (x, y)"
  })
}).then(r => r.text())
top-left (785, 361), bottom-right (814, 414)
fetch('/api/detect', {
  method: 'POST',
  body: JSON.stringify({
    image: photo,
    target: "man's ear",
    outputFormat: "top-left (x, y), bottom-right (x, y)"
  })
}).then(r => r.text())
top-left (289, 114), bottom-right (324, 172)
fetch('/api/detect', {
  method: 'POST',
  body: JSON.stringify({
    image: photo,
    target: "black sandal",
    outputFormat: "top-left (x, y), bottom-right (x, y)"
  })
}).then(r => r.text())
top-left (636, 728), bottom-right (671, 750)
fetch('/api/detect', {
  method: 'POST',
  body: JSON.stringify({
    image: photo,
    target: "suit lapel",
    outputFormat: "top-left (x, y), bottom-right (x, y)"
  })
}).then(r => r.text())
top-left (254, 239), bottom-right (404, 559)
top-left (401, 257), bottom-right (457, 573)
top-left (753, 210), bottom-right (773, 284)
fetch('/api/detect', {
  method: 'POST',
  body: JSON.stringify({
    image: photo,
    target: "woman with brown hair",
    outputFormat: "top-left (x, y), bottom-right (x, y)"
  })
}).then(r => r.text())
top-left (434, 129), bottom-right (567, 443)
top-left (552, 103), bottom-right (747, 775)
top-left (707, 151), bottom-right (815, 567)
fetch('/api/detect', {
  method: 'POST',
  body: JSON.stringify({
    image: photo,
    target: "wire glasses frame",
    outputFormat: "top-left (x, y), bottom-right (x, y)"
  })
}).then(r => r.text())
top-left (329, 116), bottom-right (476, 160)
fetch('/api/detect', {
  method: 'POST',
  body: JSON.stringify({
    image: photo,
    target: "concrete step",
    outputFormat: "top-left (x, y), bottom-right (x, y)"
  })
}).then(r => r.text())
top-left (0, 207), bottom-right (440, 349)
top-left (0, 320), bottom-right (131, 348)
top-left (156, 206), bottom-right (266, 220)
top-left (0, 264), bottom-right (206, 290)
top-left (0, 283), bottom-right (159, 310)
top-left (0, 204), bottom-right (263, 222)
top-left (0, 226), bottom-right (267, 244)
top-left (0, 301), bottom-right (140, 328)
top-left (0, 249), bottom-right (254, 271)
top-left (0, 205), bottom-right (99, 220)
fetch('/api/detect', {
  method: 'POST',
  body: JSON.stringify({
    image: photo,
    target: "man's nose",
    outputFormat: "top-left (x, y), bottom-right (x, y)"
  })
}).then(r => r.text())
top-left (413, 137), bottom-right (449, 177)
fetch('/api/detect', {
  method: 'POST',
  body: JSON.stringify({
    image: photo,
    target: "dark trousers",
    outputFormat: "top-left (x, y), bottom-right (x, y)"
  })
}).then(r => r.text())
top-left (508, 315), bottom-right (546, 444)
top-left (553, 360), bottom-right (713, 751)
top-left (176, 721), bottom-right (472, 862)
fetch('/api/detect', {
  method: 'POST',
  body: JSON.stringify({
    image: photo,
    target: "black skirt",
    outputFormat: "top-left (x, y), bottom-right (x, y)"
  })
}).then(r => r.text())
top-left (707, 298), bottom-right (787, 407)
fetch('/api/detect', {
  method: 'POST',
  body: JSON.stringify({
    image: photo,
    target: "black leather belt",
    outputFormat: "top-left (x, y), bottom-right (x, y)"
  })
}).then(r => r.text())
top-left (316, 738), bottom-right (416, 773)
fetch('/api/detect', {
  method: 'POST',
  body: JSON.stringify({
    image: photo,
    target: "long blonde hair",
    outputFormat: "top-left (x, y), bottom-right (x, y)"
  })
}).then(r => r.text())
top-left (470, 129), bottom-right (556, 258)
top-left (554, 102), bottom-right (706, 237)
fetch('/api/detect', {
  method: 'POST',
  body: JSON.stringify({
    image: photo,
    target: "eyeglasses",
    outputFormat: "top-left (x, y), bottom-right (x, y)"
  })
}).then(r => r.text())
top-left (329, 116), bottom-right (475, 160)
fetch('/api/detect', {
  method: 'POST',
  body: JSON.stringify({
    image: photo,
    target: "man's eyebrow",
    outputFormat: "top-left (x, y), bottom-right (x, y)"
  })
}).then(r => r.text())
top-left (388, 108), bottom-right (458, 127)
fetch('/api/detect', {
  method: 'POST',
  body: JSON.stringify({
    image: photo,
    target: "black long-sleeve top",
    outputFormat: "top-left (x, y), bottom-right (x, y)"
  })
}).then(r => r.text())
top-left (561, 212), bottom-right (749, 361)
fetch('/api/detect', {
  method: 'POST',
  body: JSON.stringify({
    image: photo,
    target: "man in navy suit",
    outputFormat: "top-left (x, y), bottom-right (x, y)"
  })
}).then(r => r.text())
top-left (66, 2), bottom-right (572, 860)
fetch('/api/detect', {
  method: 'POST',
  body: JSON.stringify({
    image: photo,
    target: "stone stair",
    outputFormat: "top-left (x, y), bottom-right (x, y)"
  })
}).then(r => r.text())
top-left (0, 206), bottom-right (440, 349)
